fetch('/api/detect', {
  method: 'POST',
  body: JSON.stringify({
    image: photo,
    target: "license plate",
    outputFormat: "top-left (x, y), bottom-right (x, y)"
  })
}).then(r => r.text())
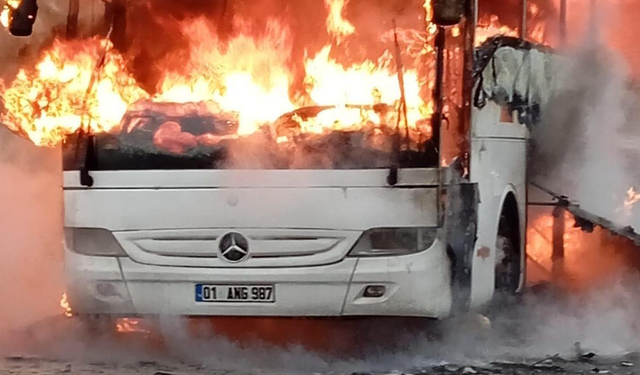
top-left (195, 284), bottom-right (275, 303)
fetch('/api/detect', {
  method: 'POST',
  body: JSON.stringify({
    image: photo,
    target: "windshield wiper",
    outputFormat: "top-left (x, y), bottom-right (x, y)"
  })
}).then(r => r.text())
top-left (76, 21), bottom-right (114, 187)
top-left (79, 134), bottom-right (95, 186)
top-left (388, 19), bottom-right (409, 186)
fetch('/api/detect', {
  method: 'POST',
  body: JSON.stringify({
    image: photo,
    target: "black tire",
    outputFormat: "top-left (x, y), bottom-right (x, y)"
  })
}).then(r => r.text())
top-left (78, 314), bottom-right (116, 337)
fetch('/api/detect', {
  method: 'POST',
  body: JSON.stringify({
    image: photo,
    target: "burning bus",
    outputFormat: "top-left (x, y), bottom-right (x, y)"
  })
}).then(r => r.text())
top-left (0, 0), bottom-right (562, 327)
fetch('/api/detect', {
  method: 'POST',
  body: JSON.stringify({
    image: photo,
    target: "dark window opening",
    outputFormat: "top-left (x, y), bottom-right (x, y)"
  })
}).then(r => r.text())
top-left (63, 104), bottom-right (439, 171)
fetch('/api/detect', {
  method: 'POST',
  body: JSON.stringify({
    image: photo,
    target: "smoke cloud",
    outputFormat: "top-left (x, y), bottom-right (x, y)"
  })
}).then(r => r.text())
top-left (530, 7), bottom-right (640, 230)
top-left (0, 126), bottom-right (63, 340)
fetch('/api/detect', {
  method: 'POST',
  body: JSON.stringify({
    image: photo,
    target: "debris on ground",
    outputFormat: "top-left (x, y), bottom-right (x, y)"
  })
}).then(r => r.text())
top-left (2, 354), bottom-right (640, 375)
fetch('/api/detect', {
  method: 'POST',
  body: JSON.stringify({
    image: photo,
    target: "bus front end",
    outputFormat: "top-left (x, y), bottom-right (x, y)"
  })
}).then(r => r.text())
top-left (62, 101), bottom-right (462, 321)
top-left (63, 167), bottom-right (453, 319)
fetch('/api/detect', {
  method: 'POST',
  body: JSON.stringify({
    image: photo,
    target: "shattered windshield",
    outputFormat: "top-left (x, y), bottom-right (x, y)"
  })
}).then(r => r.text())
top-left (63, 101), bottom-right (437, 170)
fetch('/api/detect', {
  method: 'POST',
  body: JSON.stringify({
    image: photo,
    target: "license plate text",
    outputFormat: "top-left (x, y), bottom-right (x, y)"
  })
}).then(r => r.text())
top-left (195, 284), bottom-right (275, 303)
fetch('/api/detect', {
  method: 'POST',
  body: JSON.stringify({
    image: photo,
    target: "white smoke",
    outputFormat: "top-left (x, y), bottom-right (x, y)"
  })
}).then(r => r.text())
top-left (531, 13), bottom-right (640, 231)
top-left (0, 127), bottom-right (64, 341)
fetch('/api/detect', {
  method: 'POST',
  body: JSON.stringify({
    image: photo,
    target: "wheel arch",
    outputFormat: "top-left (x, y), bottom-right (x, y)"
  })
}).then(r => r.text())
top-left (499, 192), bottom-right (521, 248)
top-left (496, 188), bottom-right (525, 292)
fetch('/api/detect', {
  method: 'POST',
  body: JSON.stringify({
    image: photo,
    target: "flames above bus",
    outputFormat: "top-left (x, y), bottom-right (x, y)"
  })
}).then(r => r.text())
top-left (0, 0), bottom-right (550, 149)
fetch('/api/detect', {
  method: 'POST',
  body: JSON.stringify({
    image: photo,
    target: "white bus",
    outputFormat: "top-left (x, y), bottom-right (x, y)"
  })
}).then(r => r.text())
top-left (62, 1), bottom-right (553, 327)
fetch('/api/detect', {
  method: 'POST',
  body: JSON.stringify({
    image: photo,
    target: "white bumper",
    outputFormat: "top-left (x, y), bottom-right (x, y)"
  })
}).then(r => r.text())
top-left (65, 240), bottom-right (452, 319)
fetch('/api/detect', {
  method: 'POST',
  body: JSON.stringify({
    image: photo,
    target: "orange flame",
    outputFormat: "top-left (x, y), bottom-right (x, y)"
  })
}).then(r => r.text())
top-left (60, 292), bottom-right (72, 318)
top-left (324, 0), bottom-right (355, 43)
top-left (154, 19), bottom-right (295, 136)
top-left (423, 0), bottom-right (438, 36)
top-left (475, 15), bottom-right (520, 46)
top-left (475, 7), bottom-right (548, 47)
top-left (116, 318), bottom-right (149, 334)
top-left (1, 16), bottom-right (434, 147)
top-left (625, 187), bottom-right (640, 210)
top-left (302, 46), bottom-right (430, 135)
top-left (0, 38), bottom-right (146, 146)
top-left (0, 0), bottom-right (20, 28)
top-left (0, 1), bottom-right (550, 148)
top-left (527, 210), bottom-right (640, 292)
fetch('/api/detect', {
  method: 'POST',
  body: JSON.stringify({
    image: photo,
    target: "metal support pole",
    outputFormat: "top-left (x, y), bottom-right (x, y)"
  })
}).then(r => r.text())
top-left (66, 0), bottom-right (79, 39)
top-left (461, 0), bottom-right (476, 175)
top-left (521, 0), bottom-right (527, 40)
top-left (473, 0), bottom-right (478, 30)
top-left (559, 0), bottom-right (567, 47)
top-left (103, 0), bottom-right (112, 34)
top-left (432, 26), bottom-right (445, 161)
top-left (104, 0), bottom-right (127, 50)
top-left (552, 204), bottom-right (566, 279)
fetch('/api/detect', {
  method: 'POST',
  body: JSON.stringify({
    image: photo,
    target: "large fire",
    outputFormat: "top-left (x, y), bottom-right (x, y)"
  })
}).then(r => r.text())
top-left (527, 208), bottom-right (640, 292)
top-left (1, 38), bottom-right (146, 146)
top-left (152, 19), bottom-right (296, 137)
top-left (0, 1), bottom-right (549, 149)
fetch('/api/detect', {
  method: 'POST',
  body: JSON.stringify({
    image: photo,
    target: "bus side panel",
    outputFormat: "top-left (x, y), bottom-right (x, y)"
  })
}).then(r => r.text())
top-left (469, 102), bottom-right (528, 308)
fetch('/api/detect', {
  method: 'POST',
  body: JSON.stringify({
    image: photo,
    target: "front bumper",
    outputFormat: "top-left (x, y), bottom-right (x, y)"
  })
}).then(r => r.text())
top-left (65, 240), bottom-right (452, 318)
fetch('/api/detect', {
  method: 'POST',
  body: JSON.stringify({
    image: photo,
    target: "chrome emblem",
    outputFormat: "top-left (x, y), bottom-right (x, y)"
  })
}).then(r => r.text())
top-left (219, 232), bottom-right (249, 263)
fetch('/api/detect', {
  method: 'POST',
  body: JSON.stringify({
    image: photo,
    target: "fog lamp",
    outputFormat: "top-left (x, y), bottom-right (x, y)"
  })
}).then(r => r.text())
top-left (363, 285), bottom-right (386, 298)
top-left (96, 282), bottom-right (120, 297)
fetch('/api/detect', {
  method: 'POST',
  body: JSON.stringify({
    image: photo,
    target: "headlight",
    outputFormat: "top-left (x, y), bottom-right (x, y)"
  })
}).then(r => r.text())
top-left (64, 228), bottom-right (127, 257)
top-left (348, 227), bottom-right (438, 257)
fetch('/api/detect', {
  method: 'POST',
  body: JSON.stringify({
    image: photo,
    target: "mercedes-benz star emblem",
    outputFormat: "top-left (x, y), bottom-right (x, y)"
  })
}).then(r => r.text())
top-left (219, 232), bottom-right (249, 263)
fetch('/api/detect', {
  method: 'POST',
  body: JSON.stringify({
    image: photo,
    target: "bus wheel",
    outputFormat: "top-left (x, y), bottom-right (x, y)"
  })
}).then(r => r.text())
top-left (78, 314), bottom-right (116, 338)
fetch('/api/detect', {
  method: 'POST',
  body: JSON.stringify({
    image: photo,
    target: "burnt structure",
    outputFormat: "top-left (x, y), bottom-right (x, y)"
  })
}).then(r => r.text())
top-left (63, 102), bottom-right (439, 171)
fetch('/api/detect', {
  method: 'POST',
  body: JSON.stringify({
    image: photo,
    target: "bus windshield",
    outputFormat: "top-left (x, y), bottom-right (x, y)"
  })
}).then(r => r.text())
top-left (63, 101), bottom-right (438, 171)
